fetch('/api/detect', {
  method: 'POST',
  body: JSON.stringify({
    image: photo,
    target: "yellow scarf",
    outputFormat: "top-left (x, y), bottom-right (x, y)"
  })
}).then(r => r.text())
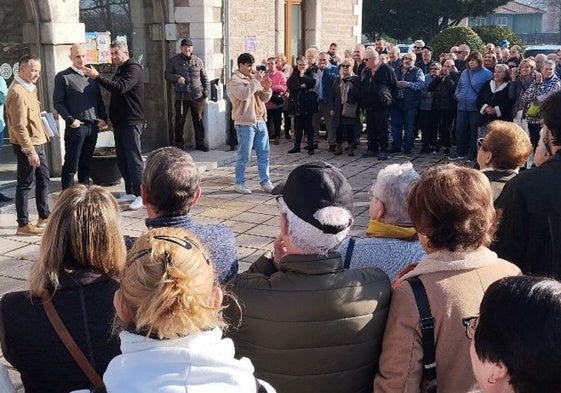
top-left (366, 219), bottom-right (417, 239)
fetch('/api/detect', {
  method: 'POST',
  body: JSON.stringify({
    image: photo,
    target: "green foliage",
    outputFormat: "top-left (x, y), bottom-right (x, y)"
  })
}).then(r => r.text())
top-left (472, 25), bottom-right (524, 50)
top-left (429, 26), bottom-right (484, 59)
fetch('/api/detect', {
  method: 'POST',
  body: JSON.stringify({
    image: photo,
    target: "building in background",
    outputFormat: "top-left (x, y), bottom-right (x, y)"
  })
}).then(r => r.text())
top-left (0, 0), bottom-right (363, 175)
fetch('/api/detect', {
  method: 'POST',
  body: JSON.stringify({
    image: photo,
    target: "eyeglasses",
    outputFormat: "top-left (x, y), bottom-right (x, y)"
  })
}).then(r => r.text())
top-left (413, 46), bottom-right (421, 49)
top-left (341, 64), bottom-right (351, 68)
top-left (452, 51), bottom-right (459, 54)
top-left (403, 57), bottom-right (414, 61)
top-left (458, 50), bottom-right (467, 54)
top-left (364, 57), bottom-right (373, 61)
top-left (462, 316), bottom-right (479, 340)
top-left (127, 234), bottom-right (212, 272)
top-left (477, 137), bottom-right (485, 148)
top-left (429, 67), bottom-right (439, 70)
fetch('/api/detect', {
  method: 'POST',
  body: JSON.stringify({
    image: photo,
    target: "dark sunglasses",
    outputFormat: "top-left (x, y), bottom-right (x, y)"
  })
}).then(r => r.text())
top-left (128, 235), bottom-right (212, 271)
top-left (341, 64), bottom-right (351, 68)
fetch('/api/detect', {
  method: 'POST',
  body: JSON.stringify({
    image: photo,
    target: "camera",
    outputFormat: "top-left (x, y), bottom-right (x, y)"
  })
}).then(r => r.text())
top-left (256, 64), bottom-right (266, 72)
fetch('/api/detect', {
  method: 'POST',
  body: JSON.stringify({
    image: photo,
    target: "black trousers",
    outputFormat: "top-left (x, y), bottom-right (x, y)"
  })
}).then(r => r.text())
top-left (61, 122), bottom-right (98, 189)
top-left (435, 109), bottom-right (455, 148)
top-left (266, 107), bottom-right (283, 138)
top-left (114, 125), bottom-right (143, 196)
top-left (365, 107), bottom-right (389, 153)
top-left (13, 144), bottom-right (50, 226)
top-left (336, 123), bottom-right (356, 145)
top-left (174, 97), bottom-right (207, 149)
top-left (293, 114), bottom-right (314, 149)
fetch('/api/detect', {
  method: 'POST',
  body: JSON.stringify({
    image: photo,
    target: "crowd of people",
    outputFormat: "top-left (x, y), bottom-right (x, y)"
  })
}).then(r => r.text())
top-left (246, 39), bottom-right (561, 169)
top-left (1, 36), bottom-right (561, 393)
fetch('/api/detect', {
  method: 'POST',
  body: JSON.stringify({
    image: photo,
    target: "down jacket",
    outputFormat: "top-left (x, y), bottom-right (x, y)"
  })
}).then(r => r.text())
top-left (225, 252), bottom-right (391, 393)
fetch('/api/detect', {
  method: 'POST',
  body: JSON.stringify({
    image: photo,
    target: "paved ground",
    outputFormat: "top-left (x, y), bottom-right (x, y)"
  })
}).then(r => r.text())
top-left (0, 135), bottom-right (448, 391)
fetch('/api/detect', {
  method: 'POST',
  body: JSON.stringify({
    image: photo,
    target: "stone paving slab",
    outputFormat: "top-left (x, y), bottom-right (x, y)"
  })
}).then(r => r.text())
top-left (0, 135), bottom-right (452, 391)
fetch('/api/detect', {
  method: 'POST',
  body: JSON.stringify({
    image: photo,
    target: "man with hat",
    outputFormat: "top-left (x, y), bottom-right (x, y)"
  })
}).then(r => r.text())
top-left (165, 38), bottom-right (210, 151)
top-left (224, 161), bottom-right (391, 393)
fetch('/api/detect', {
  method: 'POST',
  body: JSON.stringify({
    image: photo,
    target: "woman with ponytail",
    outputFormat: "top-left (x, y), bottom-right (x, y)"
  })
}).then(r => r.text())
top-left (104, 226), bottom-right (275, 393)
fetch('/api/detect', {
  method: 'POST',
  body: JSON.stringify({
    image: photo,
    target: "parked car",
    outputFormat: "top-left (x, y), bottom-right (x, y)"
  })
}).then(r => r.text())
top-left (524, 45), bottom-right (560, 58)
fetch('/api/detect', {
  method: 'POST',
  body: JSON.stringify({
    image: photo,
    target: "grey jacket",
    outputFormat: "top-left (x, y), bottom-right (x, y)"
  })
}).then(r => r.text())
top-left (165, 53), bottom-right (209, 101)
top-left (225, 252), bottom-right (391, 393)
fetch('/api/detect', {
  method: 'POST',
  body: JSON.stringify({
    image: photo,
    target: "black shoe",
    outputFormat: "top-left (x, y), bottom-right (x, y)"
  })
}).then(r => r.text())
top-left (420, 147), bottom-right (430, 154)
top-left (304, 143), bottom-right (319, 150)
top-left (387, 146), bottom-right (401, 154)
top-left (308, 149), bottom-right (315, 155)
top-left (404, 148), bottom-right (412, 155)
top-left (378, 151), bottom-right (388, 160)
top-left (443, 147), bottom-right (450, 156)
top-left (328, 145), bottom-right (336, 152)
top-left (288, 147), bottom-right (301, 154)
top-left (0, 193), bottom-right (13, 203)
top-left (196, 145), bottom-right (209, 152)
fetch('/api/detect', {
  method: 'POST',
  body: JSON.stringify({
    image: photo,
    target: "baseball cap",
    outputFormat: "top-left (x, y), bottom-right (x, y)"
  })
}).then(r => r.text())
top-left (180, 38), bottom-right (193, 47)
top-left (272, 162), bottom-right (353, 234)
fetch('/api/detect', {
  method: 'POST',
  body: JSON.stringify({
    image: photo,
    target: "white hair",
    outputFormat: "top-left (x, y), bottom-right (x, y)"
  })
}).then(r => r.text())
top-left (278, 198), bottom-right (352, 255)
top-left (370, 162), bottom-right (420, 225)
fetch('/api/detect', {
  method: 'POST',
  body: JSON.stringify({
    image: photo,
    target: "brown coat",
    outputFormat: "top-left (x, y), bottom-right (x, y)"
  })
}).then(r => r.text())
top-left (228, 70), bottom-right (272, 126)
top-left (373, 247), bottom-right (521, 393)
top-left (6, 81), bottom-right (48, 152)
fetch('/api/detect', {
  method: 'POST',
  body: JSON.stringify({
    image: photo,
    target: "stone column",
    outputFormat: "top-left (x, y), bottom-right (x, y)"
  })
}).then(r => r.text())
top-left (37, 0), bottom-right (85, 176)
top-left (172, 0), bottom-right (228, 149)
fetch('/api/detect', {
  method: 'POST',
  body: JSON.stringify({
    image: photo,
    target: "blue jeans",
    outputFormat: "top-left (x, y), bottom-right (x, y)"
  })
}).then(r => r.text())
top-left (390, 103), bottom-right (417, 150)
top-left (455, 110), bottom-right (480, 158)
top-left (235, 121), bottom-right (270, 186)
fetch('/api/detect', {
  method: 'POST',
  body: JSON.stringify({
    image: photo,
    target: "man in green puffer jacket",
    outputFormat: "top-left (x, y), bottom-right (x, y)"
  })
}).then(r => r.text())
top-left (225, 162), bottom-right (391, 393)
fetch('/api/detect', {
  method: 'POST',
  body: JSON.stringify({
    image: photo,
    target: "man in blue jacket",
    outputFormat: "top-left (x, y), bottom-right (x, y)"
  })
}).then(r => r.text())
top-left (315, 52), bottom-right (339, 151)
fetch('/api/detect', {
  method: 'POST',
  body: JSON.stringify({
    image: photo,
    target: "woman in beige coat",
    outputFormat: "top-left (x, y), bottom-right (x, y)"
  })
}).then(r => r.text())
top-left (373, 164), bottom-right (521, 393)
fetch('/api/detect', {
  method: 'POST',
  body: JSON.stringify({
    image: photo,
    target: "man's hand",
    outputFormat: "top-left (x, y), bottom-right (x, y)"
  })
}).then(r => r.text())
top-left (81, 65), bottom-right (99, 79)
top-left (177, 76), bottom-right (186, 85)
top-left (69, 119), bottom-right (83, 129)
top-left (97, 119), bottom-right (108, 130)
top-left (27, 152), bottom-right (40, 168)
top-left (253, 71), bottom-right (264, 82)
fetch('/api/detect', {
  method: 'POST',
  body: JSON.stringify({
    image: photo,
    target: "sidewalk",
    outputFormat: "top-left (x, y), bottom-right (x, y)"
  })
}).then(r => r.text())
top-left (0, 136), bottom-right (447, 391)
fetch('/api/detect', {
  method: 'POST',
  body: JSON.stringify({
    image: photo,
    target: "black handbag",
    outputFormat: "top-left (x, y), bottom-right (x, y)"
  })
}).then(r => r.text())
top-left (270, 93), bottom-right (284, 105)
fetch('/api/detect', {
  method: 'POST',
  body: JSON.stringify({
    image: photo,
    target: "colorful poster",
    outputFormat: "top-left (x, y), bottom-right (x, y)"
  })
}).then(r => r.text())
top-left (84, 31), bottom-right (112, 64)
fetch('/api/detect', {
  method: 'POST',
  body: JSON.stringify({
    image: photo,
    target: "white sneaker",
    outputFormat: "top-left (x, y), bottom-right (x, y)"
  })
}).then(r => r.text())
top-left (116, 194), bottom-right (136, 203)
top-left (234, 184), bottom-right (252, 194)
top-left (129, 196), bottom-right (144, 210)
top-left (261, 182), bottom-right (274, 193)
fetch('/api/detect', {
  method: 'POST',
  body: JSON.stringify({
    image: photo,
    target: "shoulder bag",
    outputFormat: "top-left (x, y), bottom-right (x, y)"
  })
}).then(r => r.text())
top-left (406, 277), bottom-right (437, 393)
top-left (41, 292), bottom-right (105, 391)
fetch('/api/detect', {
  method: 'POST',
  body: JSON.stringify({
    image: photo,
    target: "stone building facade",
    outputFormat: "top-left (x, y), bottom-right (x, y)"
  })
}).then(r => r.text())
top-left (0, 0), bottom-right (362, 174)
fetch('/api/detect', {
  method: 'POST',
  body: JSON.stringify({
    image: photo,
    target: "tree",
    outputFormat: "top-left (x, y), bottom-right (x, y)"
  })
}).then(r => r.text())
top-left (472, 25), bottom-right (525, 49)
top-left (363, 0), bottom-right (510, 42)
top-left (526, 0), bottom-right (561, 43)
top-left (430, 26), bottom-right (484, 61)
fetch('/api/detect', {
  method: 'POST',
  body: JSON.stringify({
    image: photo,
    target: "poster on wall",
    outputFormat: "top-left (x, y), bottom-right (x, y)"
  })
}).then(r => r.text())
top-left (245, 36), bottom-right (256, 53)
top-left (84, 31), bottom-right (112, 64)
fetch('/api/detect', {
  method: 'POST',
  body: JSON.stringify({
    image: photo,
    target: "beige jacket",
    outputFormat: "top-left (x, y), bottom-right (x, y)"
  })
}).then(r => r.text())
top-left (373, 247), bottom-right (521, 393)
top-left (6, 81), bottom-right (48, 152)
top-left (227, 70), bottom-right (272, 126)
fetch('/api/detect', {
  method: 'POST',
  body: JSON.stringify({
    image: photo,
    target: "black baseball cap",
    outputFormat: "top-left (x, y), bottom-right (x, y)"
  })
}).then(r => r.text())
top-left (180, 38), bottom-right (193, 47)
top-left (272, 162), bottom-right (353, 234)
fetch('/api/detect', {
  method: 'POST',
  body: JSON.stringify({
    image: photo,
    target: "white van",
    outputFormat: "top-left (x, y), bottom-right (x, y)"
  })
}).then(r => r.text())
top-left (523, 45), bottom-right (560, 58)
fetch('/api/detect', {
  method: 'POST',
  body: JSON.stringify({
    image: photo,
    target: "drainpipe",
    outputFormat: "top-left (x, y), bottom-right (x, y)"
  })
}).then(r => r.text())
top-left (224, 0), bottom-right (231, 83)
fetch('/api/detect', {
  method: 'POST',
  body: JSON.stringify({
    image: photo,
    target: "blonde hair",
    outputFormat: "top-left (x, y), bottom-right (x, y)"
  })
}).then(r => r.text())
top-left (28, 185), bottom-right (125, 297)
top-left (119, 227), bottom-right (225, 339)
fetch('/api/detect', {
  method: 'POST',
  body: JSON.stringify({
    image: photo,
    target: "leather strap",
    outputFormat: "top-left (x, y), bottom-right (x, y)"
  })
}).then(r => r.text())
top-left (407, 277), bottom-right (437, 393)
top-left (40, 292), bottom-right (104, 388)
top-left (343, 237), bottom-right (355, 269)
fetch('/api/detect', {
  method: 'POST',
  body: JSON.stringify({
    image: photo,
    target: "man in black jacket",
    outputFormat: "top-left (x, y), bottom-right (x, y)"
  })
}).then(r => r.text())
top-left (493, 90), bottom-right (561, 277)
top-left (165, 38), bottom-right (209, 151)
top-left (360, 47), bottom-right (397, 160)
top-left (83, 40), bottom-right (144, 210)
top-left (54, 44), bottom-right (107, 189)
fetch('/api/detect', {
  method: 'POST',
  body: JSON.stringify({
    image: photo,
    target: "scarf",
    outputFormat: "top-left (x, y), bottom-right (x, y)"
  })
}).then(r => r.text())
top-left (366, 219), bottom-right (417, 239)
